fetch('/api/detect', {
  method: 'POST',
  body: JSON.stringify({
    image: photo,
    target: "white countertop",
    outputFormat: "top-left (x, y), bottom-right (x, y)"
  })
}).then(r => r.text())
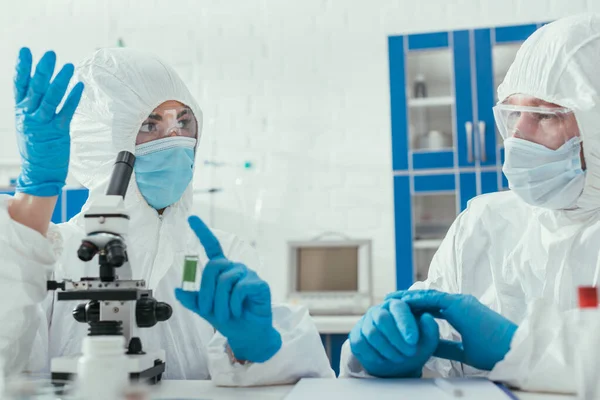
top-left (311, 315), bottom-right (362, 334)
top-left (151, 380), bottom-right (289, 399)
top-left (151, 380), bottom-right (575, 400)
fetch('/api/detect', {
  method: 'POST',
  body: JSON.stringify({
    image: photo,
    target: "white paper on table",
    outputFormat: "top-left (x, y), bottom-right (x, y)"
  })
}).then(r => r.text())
top-left (284, 378), bottom-right (515, 400)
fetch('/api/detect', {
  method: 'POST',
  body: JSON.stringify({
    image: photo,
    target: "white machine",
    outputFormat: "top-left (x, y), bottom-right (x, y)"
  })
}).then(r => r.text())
top-left (287, 237), bottom-right (372, 315)
top-left (47, 151), bottom-right (172, 384)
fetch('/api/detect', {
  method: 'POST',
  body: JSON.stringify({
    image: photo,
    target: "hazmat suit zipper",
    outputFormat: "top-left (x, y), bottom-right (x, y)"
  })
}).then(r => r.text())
top-left (143, 214), bottom-right (164, 286)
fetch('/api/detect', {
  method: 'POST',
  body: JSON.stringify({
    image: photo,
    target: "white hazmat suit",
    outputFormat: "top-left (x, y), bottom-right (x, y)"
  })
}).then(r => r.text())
top-left (341, 14), bottom-right (600, 393)
top-left (0, 48), bottom-right (334, 386)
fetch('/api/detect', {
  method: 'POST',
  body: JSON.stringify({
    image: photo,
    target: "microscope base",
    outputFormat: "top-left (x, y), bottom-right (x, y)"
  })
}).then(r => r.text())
top-left (50, 349), bottom-right (166, 385)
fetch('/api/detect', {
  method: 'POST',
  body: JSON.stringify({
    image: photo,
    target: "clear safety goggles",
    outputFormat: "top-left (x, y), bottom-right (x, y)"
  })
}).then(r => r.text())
top-left (493, 103), bottom-right (580, 150)
top-left (136, 106), bottom-right (198, 145)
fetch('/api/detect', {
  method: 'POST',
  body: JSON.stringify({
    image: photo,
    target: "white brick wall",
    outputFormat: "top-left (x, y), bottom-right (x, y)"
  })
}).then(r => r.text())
top-left (0, 1), bottom-right (599, 302)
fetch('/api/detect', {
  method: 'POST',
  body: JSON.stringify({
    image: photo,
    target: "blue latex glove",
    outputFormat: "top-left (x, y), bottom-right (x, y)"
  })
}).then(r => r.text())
top-left (14, 48), bottom-right (84, 196)
top-left (349, 299), bottom-right (440, 377)
top-left (386, 290), bottom-right (518, 371)
top-left (175, 216), bottom-right (282, 363)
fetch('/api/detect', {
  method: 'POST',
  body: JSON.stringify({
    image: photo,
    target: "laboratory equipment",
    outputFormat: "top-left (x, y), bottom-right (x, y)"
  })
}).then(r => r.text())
top-left (77, 336), bottom-right (129, 400)
top-left (412, 74), bottom-right (430, 149)
top-left (576, 286), bottom-right (600, 400)
top-left (413, 74), bottom-right (428, 98)
top-left (287, 237), bottom-right (372, 315)
top-left (46, 151), bottom-right (173, 384)
top-left (427, 130), bottom-right (451, 149)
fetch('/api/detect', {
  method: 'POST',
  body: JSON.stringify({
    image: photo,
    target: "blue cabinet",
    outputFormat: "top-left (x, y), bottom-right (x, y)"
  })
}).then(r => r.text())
top-left (0, 187), bottom-right (89, 223)
top-left (389, 23), bottom-right (545, 289)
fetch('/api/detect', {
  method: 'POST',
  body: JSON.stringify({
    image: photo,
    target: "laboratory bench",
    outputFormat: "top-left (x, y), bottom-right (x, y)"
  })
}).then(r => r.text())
top-left (313, 315), bottom-right (361, 334)
top-left (151, 379), bottom-right (575, 399)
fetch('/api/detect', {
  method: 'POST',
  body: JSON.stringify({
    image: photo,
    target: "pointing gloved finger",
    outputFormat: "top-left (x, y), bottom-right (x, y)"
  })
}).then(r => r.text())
top-left (361, 308), bottom-right (406, 363)
top-left (188, 215), bottom-right (225, 260)
top-left (24, 50), bottom-right (56, 114)
top-left (174, 288), bottom-right (199, 312)
top-left (56, 81), bottom-right (84, 129)
top-left (14, 47), bottom-right (32, 104)
top-left (388, 299), bottom-right (420, 346)
top-left (371, 302), bottom-right (417, 357)
top-left (198, 258), bottom-right (231, 317)
top-left (34, 63), bottom-right (75, 123)
top-left (214, 265), bottom-right (246, 323)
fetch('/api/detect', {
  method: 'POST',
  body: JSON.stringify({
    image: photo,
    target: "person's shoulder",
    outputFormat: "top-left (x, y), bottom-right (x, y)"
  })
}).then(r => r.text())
top-left (460, 190), bottom-right (531, 233)
top-left (465, 190), bottom-right (528, 216)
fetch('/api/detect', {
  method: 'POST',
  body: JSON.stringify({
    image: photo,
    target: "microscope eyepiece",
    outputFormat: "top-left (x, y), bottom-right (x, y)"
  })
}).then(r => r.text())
top-left (105, 239), bottom-right (127, 267)
top-left (105, 151), bottom-right (136, 198)
top-left (78, 241), bottom-right (99, 262)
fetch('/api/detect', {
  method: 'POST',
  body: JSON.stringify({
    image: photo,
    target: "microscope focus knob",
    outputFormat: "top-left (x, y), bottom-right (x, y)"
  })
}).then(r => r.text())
top-left (136, 298), bottom-right (157, 327)
top-left (156, 302), bottom-right (173, 322)
top-left (72, 301), bottom-right (100, 323)
top-left (73, 303), bottom-right (87, 323)
top-left (136, 298), bottom-right (173, 327)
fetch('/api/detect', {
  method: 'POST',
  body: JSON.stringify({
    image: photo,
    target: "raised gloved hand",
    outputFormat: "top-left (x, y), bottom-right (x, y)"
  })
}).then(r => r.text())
top-left (14, 48), bottom-right (84, 197)
top-left (386, 290), bottom-right (518, 371)
top-left (175, 216), bottom-right (282, 363)
top-left (349, 299), bottom-right (440, 377)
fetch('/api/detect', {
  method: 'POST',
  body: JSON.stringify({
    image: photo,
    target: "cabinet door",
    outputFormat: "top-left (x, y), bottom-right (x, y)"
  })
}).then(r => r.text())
top-left (389, 35), bottom-right (410, 171)
top-left (481, 170), bottom-right (499, 194)
top-left (474, 28), bottom-right (496, 167)
top-left (393, 173), bottom-right (458, 289)
top-left (411, 173), bottom-right (457, 283)
top-left (405, 32), bottom-right (456, 169)
top-left (393, 175), bottom-right (413, 289)
top-left (453, 30), bottom-right (476, 168)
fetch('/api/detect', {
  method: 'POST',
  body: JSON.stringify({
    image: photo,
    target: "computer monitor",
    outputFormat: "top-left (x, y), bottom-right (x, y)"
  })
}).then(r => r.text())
top-left (287, 239), bottom-right (372, 315)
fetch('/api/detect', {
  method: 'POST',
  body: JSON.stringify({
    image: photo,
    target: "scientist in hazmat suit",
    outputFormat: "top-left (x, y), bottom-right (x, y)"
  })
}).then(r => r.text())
top-left (340, 13), bottom-right (600, 393)
top-left (1, 47), bottom-right (334, 385)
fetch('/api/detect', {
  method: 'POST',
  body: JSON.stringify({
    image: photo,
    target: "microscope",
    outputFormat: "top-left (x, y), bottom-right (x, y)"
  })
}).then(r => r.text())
top-left (47, 151), bottom-right (172, 384)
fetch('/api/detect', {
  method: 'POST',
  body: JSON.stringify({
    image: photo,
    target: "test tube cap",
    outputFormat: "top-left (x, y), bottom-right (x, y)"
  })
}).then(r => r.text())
top-left (578, 286), bottom-right (598, 308)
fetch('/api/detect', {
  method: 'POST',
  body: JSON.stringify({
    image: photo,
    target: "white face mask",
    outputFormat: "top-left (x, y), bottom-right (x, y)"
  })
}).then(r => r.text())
top-left (502, 136), bottom-right (585, 210)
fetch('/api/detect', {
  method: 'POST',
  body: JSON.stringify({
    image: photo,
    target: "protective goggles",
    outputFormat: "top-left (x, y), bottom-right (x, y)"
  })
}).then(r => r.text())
top-left (137, 107), bottom-right (198, 145)
top-left (493, 103), bottom-right (580, 150)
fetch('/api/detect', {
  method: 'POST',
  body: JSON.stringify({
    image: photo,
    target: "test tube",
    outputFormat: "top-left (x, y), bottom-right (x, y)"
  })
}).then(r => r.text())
top-left (576, 286), bottom-right (600, 400)
top-left (181, 255), bottom-right (199, 291)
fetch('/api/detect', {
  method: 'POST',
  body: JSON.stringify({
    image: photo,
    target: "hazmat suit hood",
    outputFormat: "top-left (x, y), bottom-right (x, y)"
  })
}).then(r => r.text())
top-left (65, 47), bottom-right (204, 287)
top-left (69, 48), bottom-right (203, 217)
top-left (498, 14), bottom-right (600, 216)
